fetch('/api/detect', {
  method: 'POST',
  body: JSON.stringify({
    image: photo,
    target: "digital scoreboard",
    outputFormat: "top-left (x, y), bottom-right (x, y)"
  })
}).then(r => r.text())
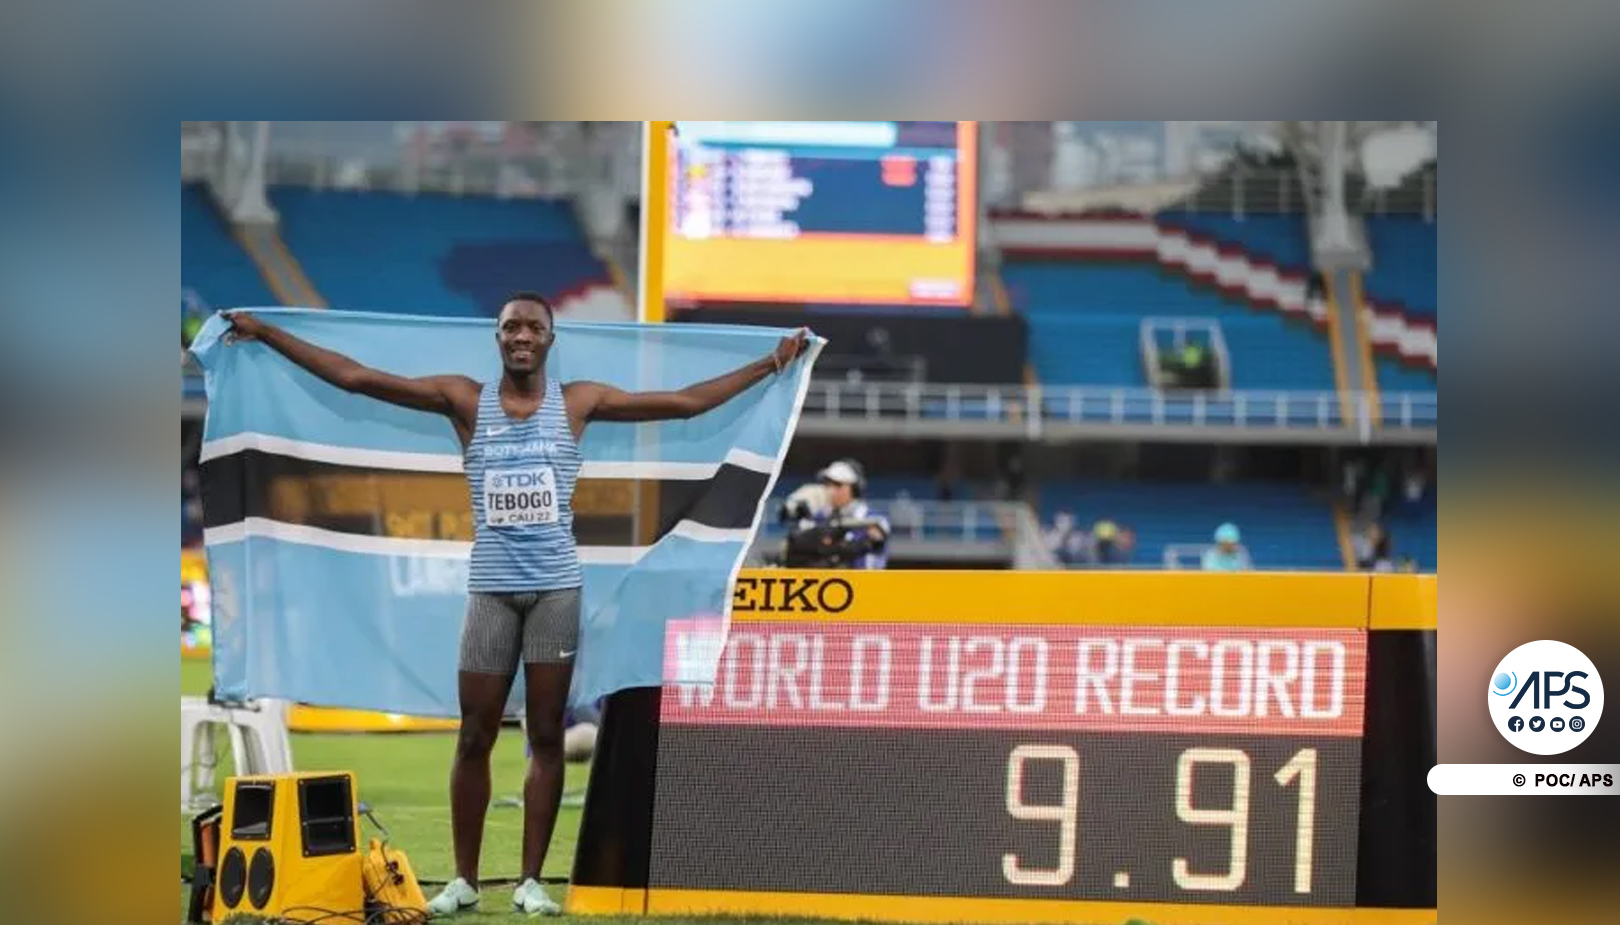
top-left (656, 620), bottom-right (1364, 906)
top-left (570, 571), bottom-right (1438, 925)
top-left (662, 121), bottom-right (978, 307)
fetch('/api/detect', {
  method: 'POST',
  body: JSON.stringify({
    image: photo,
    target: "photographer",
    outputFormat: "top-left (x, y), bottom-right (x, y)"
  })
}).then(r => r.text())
top-left (777, 459), bottom-right (890, 570)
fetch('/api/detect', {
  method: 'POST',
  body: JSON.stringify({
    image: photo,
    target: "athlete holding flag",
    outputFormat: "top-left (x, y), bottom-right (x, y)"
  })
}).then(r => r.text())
top-left (224, 295), bottom-right (807, 916)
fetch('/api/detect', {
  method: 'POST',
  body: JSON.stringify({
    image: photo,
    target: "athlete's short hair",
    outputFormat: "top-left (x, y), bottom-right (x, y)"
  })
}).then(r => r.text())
top-left (502, 292), bottom-right (555, 325)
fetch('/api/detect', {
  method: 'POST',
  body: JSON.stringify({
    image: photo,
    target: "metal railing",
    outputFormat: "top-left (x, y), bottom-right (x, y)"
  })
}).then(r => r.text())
top-left (795, 381), bottom-right (1436, 441)
top-left (261, 141), bottom-right (584, 199)
top-left (759, 499), bottom-right (1020, 546)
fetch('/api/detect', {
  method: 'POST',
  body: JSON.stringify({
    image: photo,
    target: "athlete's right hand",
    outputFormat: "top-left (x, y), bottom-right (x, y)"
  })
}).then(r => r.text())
top-left (223, 310), bottom-right (266, 342)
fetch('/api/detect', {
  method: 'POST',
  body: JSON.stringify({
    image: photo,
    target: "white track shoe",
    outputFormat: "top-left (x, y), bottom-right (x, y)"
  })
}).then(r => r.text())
top-left (426, 877), bottom-right (479, 917)
top-left (512, 877), bottom-right (561, 916)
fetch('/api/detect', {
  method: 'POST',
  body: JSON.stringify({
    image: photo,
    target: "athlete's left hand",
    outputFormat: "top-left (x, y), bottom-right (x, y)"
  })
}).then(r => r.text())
top-left (772, 329), bottom-right (810, 373)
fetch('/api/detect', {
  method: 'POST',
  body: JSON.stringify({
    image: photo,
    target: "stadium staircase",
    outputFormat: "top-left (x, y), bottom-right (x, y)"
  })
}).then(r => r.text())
top-left (181, 184), bottom-right (280, 309)
top-left (236, 223), bottom-right (327, 308)
top-left (269, 188), bottom-right (634, 320)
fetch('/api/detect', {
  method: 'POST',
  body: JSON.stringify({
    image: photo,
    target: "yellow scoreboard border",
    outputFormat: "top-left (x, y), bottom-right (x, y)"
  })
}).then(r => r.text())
top-left (621, 887), bottom-right (1437, 925)
top-left (639, 120), bottom-right (673, 324)
top-left (726, 569), bottom-right (1436, 631)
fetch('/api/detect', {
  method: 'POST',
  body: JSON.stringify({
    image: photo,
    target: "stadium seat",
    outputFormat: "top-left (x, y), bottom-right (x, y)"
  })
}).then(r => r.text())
top-left (1039, 480), bottom-right (1343, 570)
top-left (270, 188), bottom-right (613, 316)
top-left (1364, 216), bottom-right (1438, 319)
top-left (182, 184), bottom-right (277, 309)
top-left (1385, 485), bottom-right (1437, 572)
top-left (1377, 355), bottom-right (1438, 396)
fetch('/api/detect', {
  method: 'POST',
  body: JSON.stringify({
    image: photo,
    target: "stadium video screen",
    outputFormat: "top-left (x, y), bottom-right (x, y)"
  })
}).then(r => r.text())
top-left (651, 617), bottom-right (1365, 907)
top-left (664, 121), bottom-right (978, 307)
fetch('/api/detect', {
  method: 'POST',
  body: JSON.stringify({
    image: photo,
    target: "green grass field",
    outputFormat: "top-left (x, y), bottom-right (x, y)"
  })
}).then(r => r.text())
top-left (181, 660), bottom-right (1153, 925)
top-left (182, 660), bottom-right (637, 924)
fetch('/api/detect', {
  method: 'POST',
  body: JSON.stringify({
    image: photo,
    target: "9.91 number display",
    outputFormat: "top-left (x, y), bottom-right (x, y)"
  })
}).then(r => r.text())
top-left (650, 621), bottom-right (1366, 908)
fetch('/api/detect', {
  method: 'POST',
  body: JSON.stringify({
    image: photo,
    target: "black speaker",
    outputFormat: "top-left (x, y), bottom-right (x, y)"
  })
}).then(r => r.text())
top-left (218, 847), bottom-right (246, 909)
top-left (248, 847), bottom-right (276, 909)
top-left (211, 772), bottom-right (363, 923)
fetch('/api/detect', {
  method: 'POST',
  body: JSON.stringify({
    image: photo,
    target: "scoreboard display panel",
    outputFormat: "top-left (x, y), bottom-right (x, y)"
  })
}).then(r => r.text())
top-left (655, 622), bottom-right (1364, 906)
top-left (569, 571), bottom-right (1438, 925)
top-left (663, 121), bottom-right (978, 307)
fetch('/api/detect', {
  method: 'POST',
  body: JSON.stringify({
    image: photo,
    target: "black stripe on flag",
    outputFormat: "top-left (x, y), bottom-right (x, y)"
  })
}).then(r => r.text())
top-left (200, 449), bottom-right (771, 546)
top-left (655, 463), bottom-right (775, 537)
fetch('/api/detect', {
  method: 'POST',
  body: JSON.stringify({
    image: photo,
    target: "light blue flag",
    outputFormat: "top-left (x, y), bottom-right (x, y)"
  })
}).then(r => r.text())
top-left (190, 308), bottom-right (820, 714)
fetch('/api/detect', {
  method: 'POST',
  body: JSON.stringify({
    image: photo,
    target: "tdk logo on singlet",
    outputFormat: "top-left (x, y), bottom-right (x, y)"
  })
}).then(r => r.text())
top-left (1488, 640), bottom-right (1605, 756)
top-left (488, 471), bottom-right (548, 490)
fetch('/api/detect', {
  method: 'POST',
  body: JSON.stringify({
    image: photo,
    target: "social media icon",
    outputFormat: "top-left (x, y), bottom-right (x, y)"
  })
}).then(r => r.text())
top-left (1571, 716), bottom-right (1586, 732)
top-left (1508, 716), bottom-right (1524, 732)
top-left (1529, 716), bottom-right (1546, 732)
top-left (1550, 717), bottom-right (1566, 732)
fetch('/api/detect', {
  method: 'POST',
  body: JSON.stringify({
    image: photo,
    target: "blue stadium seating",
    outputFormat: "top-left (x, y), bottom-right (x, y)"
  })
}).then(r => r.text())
top-left (1363, 217), bottom-right (1438, 395)
top-left (1002, 262), bottom-right (1336, 390)
top-left (1385, 486), bottom-right (1437, 572)
top-left (1158, 213), bottom-right (1313, 271)
top-left (1040, 480), bottom-right (1344, 570)
top-left (1364, 217), bottom-right (1437, 318)
top-left (181, 184), bottom-right (277, 309)
top-left (270, 188), bottom-right (611, 316)
top-left (1376, 355), bottom-right (1437, 395)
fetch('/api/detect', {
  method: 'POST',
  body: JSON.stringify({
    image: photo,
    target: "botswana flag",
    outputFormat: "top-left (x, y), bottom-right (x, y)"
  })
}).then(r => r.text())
top-left (189, 308), bottom-right (820, 714)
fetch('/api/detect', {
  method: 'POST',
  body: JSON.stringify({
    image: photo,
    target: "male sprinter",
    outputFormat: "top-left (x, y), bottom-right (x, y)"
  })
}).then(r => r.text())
top-left (225, 296), bottom-right (806, 916)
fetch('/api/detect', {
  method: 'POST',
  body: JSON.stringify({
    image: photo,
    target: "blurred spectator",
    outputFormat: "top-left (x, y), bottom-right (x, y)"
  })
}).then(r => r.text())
top-left (1091, 519), bottom-right (1137, 566)
top-left (1358, 462), bottom-right (1393, 520)
top-left (1341, 456), bottom-right (1366, 501)
top-left (1201, 523), bottom-right (1253, 572)
top-left (183, 313), bottom-right (205, 349)
top-left (1160, 341), bottom-right (1218, 390)
top-left (1355, 523), bottom-right (1396, 572)
top-left (1403, 467), bottom-right (1427, 504)
top-left (888, 490), bottom-right (923, 535)
top-left (1044, 511), bottom-right (1089, 566)
top-left (996, 448), bottom-right (1027, 500)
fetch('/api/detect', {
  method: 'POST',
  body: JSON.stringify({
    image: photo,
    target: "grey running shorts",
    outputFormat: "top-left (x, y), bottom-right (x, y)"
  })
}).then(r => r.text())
top-left (458, 588), bottom-right (582, 674)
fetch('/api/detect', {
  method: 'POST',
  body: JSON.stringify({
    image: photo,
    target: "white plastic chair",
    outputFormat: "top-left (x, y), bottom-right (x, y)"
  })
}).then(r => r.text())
top-left (180, 697), bottom-right (294, 812)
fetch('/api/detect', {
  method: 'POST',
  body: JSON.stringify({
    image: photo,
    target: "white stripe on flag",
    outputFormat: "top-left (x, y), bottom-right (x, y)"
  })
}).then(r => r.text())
top-left (668, 520), bottom-right (756, 544)
top-left (204, 516), bottom-right (752, 564)
top-left (199, 433), bottom-right (462, 472)
top-left (204, 518), bottom-right (471, 558)
top-left (201, 433), bottom-right (776, 479)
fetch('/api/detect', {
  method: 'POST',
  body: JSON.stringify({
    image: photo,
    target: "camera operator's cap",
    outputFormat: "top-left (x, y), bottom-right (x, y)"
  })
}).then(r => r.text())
top-left (1214, 522), bottom-right (1242, 545)
top-left (818, 460), bottom-right (862, 486)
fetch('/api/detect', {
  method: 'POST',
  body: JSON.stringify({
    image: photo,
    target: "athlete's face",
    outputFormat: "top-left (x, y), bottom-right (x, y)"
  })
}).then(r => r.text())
top-left (496, 301), bottom-right (554, 375)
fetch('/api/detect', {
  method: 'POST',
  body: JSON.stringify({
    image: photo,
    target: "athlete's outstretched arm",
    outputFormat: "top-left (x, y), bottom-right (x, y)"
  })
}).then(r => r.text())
top-left (223, 311), bottom-right (477, 419)
top-left (568, 330), bottom-right (808, 424)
